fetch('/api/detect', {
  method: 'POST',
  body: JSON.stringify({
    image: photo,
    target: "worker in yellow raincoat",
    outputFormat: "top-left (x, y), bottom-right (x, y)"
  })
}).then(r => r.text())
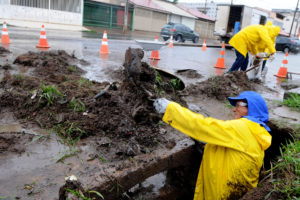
top-left (227, 21), bottom-right (280, 72)
top-left (153, 91), bottom-right (272, 199)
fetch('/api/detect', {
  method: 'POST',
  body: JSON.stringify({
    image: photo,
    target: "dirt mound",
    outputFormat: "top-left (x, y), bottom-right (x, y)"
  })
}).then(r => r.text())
top-left (0, 132), bottom-right (34, 154)
top-left (0, 48), bottom-right (185, 158)
top-left (176, 69), bottom-right (203, 79)
top-left (0, 46), bottom-right (10, 56)
top-left (186, 71), bottom-right (255, 100)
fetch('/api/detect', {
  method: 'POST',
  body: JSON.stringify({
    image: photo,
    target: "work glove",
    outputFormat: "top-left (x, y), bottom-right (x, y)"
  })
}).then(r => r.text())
top-left (269, 53), bottom-right (275, 62)
top-left (153, 98), bottom-right (171, 114)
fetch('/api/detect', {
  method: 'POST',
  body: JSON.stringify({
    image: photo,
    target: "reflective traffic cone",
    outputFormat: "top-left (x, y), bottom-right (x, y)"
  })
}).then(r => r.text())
top-left (215, 68), bottom-right (224, 76)
top-left (202, 39), bottom-right (207, 51)
top-left (275, 53), bottom-right (288, 78)
top-left (1, 21), bottom-right (10, 44)
top-left (99, 30), bottom-right (109, 54)
top-left (150, 36), bottom-right (160, 60)
top-left (36, 25), bottom-right (50, 49)
top-left (282, 52), bottom-right (288, 65)
top-left (214, 43), bottom-right (226, 69)
top-left (168, 35), bottom-right (174, 48)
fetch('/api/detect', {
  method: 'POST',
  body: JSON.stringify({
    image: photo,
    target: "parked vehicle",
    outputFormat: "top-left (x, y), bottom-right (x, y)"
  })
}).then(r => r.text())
top-left (275, 36), bottom-right (300, 53)
top-left (214, 5), bottom-right (268, 43)
top-left (160, 22), bottom-right (199, 43)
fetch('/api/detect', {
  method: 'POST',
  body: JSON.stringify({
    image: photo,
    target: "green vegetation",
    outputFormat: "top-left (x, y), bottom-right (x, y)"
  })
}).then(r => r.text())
top-left (68, 65), bottom-right (78, 73)
top-left (282, 93), bottom-right (300, 111)
top-left (66, 189), bottom-right (104, 200)
top-left (38, 84), bottom-right (62, 106)
top-left (78, 77), bottom-right (93, 87)
top-left (170, 78), bottom-right (182, 90)
top-left (68, 97), bottom-right (86, 112)
top-left (13, 74), bottom-right (24, 81)
top-left (55, 122), bottom-right (85, 146)
top-left (265, 139), bottom-right (300, 199)
top-left (55, 147), bottom-right (80, 163)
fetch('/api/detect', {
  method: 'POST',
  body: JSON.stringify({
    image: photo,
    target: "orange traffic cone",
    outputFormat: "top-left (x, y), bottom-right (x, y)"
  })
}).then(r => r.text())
top-left (202, 39), bottom-right (207, 51)
top-left (214, 43), bottom-right (226, 69)
top-left (150, 36), bottom-right (160, 60)
top-left (36, 25), bottom-right (50, 49)
top-left (1, 21), bottom-right (10, 44)
top-left (168, 35), bottom-right (174, 48)
top-left (275, 53), bottom-right (288, 78)
top-left (282, 52), bottom-right (288, 65)
top-left (99, 30), bottom-right (109, 54)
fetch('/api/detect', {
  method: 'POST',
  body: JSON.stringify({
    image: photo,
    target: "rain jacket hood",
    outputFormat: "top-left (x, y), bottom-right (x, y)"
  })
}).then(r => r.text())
top-left (228, 91), bottom-right (270, 131)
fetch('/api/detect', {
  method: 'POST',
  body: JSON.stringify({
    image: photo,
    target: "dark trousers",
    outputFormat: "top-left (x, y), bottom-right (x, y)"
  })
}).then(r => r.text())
top-left (261, 60), bottom-right (267, 72)
top-left (228, 50), bottom-right (249, 72)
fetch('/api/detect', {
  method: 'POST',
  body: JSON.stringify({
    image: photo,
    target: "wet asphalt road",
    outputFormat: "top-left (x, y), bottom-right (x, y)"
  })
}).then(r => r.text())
top-left (2, 26), bottom-right (300, 100)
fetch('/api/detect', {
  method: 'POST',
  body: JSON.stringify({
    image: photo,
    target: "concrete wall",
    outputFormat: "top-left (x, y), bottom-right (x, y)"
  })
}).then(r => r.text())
top-left (0, 0), bottom-right (83, 26)
top-left (169, 14), bottom-right (195, 30)
top-left (195, 20), bottom-right (214, 39)
top-left (133, 7), bottom-right (168, 32)
top-left (251, 9), bottom-right (269, 25)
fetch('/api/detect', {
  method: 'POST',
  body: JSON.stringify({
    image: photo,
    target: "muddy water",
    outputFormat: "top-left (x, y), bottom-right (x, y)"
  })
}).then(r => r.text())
top-left (1, 28), bottom-right (300, 199)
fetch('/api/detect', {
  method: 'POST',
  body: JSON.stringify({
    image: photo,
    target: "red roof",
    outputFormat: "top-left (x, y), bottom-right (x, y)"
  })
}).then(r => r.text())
top-left (129, 0), bottom-right (169, 13)
top-left (177, 4), bottom-right (215, 21)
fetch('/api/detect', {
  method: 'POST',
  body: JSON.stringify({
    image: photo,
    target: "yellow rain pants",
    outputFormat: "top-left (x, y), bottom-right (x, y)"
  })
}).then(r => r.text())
top-left (162, 102), bottom-right (272, 200)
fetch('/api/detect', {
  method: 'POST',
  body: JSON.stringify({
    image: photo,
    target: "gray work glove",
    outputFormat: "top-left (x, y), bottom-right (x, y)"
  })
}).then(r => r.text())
top-left (269, 53), bottom-right (275, 62)
top-left (153, 98), bottom-right (171, 114)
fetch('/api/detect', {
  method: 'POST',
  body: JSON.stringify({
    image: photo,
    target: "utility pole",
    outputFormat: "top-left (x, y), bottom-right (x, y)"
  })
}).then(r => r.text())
top-left (289, 0), bottom-right (299, 37)
top-left (123, 0), bottom-right (128, 33)
top-left (204, 0), bottom-right (207, 14)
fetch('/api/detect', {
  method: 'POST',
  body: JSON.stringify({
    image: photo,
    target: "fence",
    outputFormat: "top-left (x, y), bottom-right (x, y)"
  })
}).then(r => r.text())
top-left (10, 0), bottom-right (81, 13)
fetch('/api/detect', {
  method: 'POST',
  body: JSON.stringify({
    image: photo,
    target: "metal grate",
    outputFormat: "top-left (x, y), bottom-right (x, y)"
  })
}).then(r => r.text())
top-left (11, 0), bottom-right (49, 9)
top-left (10, 0), bottom-right (81, 13)
top-left (51, 0), bottom-right (81, 13)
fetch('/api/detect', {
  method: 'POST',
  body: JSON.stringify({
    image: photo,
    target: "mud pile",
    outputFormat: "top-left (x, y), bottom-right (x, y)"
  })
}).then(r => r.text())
top-left (0, 49), bottom-right (185, 159)
top-left (0, 46), bottom-right (10, 56)
top-left (186, 71), bottom-right (255, 100)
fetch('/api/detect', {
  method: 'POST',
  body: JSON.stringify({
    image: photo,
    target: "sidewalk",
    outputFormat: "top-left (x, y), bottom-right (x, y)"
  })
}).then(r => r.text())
top-left (3, 20), bottom-right (221, 46)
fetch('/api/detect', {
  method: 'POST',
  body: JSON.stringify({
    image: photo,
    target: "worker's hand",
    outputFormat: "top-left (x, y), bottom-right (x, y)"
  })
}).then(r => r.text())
top-left (255, 52), bottom-right (268, 59)
top-left (269, 53), bottom-right (275, 62)
top-left (153, 98), bottom-right (171, 114)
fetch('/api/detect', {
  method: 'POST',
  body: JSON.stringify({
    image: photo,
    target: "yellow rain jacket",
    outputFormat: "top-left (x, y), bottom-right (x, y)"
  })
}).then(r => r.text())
top-left (229, 23), bottom-right (280, 58)
top-left (162, 102), bottom-right (272, 200)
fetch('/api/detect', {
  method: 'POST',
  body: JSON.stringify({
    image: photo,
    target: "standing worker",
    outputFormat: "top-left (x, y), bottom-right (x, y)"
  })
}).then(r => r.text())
top-left (153, 91), bottom-right (272, 199)
top-left (227, 21), bottom-right (280, 72)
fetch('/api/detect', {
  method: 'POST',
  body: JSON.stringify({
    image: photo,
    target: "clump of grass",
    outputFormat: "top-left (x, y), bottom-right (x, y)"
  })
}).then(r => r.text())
top-left (55, 147), bottom-right (80, 163)
top-left (66, 188), bottom-right (104, 200)
top-left (68, 97), bottom-right (86, 112)
top-left (78, 77), bottom-right (93, 87)
top-left (55, 122), bottom-right (85, 146)
top-left (170, 78), bottom-right (182, 90)
top-left (282, 93), bottom-right (300, 111)
top-left (265, 139), bottom-right (300, 199)
top-left (38, 84), bottom-right (62, 106)
top-left (13, 74), bottom-right (24, 81)
top-left (68, 65), bottom-right (77, 73)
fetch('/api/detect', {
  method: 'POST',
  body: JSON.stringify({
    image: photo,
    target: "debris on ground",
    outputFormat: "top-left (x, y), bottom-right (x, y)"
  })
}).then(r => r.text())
top-left (176, 69), bottom-right (203, 79)
top-left (186, 71), bottom-right (255, 100)
top-left (0, 46), bottom-right (10, 56)
top-left (0, 49), bottom-right (186, 160)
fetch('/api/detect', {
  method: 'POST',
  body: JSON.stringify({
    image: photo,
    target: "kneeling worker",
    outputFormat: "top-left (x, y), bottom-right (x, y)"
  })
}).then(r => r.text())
top-left (153, 91), bottom-right (272, 199)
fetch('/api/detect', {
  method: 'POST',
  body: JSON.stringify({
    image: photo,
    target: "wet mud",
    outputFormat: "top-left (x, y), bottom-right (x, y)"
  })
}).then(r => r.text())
top-left (186, 71), bottom-right (255, 100)
top-left (0, 132), bottom-right (34, 154)
top-left (0, 47), bottom-right (297, 199)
